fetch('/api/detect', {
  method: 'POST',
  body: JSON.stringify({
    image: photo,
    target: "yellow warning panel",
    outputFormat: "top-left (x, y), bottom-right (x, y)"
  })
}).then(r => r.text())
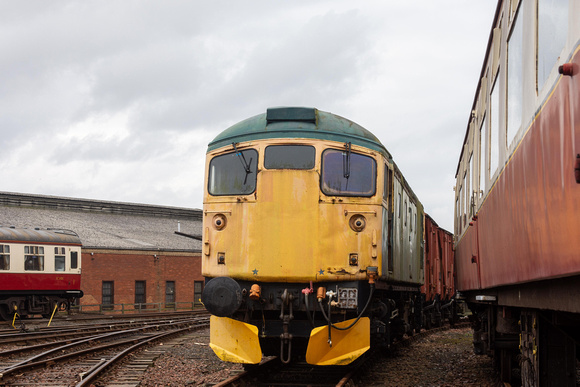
top-left (305, 317), bottom-right (370, 365)
top-left (209, 315), bottom-right (262, 364)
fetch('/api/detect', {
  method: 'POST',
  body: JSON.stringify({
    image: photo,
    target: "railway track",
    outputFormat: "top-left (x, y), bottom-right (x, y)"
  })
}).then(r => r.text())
top-left (1, 315), bottom-right (471, 385)
top-left (0, 314), bottom-right (205, 347)
top-left (0, 309), bottom-right (207, 333)
top-left (214, 321), bottom-right (470, 387)
top-left (0, 313), bottom-right (209, 386)
top-left (214, 357), bottom-right (358, 387)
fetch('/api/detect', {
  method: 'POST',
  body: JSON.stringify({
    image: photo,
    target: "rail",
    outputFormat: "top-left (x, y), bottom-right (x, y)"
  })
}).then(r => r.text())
top-left (70, 301), bottom-right (205, 314)
top-left (0, 316), bottom-right (210, 385)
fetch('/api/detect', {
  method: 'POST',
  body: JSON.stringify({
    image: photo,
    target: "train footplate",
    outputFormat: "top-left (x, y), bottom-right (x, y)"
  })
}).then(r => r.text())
top-left (209, 315), bottom-right (262, 364)
top-left (305, 317), bottom-right (370, 365)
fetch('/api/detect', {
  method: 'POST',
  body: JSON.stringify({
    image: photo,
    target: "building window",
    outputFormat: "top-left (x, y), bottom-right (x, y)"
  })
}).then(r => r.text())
top-left (54, 247), bottom-right (66, 272)
top-left (0, 245), bottom-right (9, 270)
top-left (165, 281), bottom-right (175, 308)
top-left (507, 7), bottom-right (523, 147)
top-left (194, 281), bottom-right (204, 306)
top-left (24, 246), bottom-right (44, 271)
top-left (70, 251), bottom-right (78, 269)
top-left (537, 0), bottom-right (568, 91)
top-left (102, 281), bottom-right (114, 310)
top-left (135, 281), bottom-right (146, 306)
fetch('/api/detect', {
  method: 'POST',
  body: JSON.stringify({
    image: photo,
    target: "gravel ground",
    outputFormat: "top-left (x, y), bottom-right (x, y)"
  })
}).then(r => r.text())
top-left (139, 327), bottom-right (499, 386)
top-left (356, 328), bottom-right (499, 386)
top-left (139, 330), bottom-right (243, 386)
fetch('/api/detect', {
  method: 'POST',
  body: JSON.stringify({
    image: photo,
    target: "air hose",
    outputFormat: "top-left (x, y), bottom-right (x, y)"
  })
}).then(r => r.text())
top-left (318, 282), bottom-right (375, 331)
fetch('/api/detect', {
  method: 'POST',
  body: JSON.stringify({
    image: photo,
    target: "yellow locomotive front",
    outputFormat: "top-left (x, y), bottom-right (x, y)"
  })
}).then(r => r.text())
top-left (201, 107), bottom-right (424, 365)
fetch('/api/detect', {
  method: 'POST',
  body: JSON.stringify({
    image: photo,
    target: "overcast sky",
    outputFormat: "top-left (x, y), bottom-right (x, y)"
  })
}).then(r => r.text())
top-left (0, 1), bottom-right (496, 231)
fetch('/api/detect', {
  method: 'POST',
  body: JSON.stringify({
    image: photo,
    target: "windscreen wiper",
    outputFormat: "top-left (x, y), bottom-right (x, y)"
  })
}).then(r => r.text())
top-left (232, 142), bottom-right (253, 184)
top-left (343, 142), bottom-right (351, 179)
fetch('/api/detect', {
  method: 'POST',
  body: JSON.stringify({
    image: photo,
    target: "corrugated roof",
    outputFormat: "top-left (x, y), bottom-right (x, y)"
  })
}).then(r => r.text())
top-left (0, 192), bottom-right (202, 252)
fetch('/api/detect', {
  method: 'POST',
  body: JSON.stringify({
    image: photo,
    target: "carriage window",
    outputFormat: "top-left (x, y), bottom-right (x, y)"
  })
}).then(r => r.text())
top-left (469, 152), bottom-right (474, 214)
top-left (24, 246), bottom-right (44, 271)
top-left (264, 145), bottom-right (315, 169)
top-left (490, 76), bottom-right (500, 176)
top-left (55, 256), bottom-right (65, 271)
top-left (455, 197), bottom-right (460, 234)
top-left (209, 148), bottom-right (258, 195)
top-left (463, 171), bottom-right (468, 226)
top-left (321, 149), bottom-right (376, 196)
top-left (458, 184), bottom-right (463, 232)
top-left (507, 8), bottom-right (523, 146)
top-left (538, 0), bottom-right (568, 91)
top-left (479, 115), bottom-right (487, 196)
top-left (0, 245), bottom-right (9, 270)
top-left (55, 247), bottom-right (66, 272)
top-left (70, 251), bottom-right (78, 269)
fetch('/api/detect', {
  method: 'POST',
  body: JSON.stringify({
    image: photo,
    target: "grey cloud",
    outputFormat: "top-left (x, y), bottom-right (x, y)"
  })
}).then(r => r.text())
top-left (0, 0), bottom-right (497, 230)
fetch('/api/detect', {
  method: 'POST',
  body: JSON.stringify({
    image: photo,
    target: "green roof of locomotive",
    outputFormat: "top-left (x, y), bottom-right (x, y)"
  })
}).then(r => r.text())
top-left (207, 107), bottom-right (391, 159)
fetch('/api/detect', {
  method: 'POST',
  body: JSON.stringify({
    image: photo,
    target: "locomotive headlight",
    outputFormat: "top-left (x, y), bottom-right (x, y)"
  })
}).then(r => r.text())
top-left (213, 214), bottom-right (227, 230)
top-left (349, 214), bottom-right (366, 232)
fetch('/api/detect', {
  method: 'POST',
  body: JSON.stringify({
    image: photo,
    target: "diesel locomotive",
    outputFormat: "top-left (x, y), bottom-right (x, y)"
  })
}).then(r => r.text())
top-left (454, 0), bottom-right (580, 385)
top-left (201, 107), bottom-right (429, 365)
top-left (0, 227), bottom-right (83, 320)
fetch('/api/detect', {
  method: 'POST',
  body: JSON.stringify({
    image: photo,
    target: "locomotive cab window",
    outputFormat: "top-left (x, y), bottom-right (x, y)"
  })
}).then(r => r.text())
top-left (24, 246), bottom-right (44, 271)
top-left (321, 149), bottom-right (376, 196)
top-left (264, 145), bottom-right (315, 169)
top-left (208, 148), bottom-right (258, 195)
top-left (0, 244), bottom-right (9, 270)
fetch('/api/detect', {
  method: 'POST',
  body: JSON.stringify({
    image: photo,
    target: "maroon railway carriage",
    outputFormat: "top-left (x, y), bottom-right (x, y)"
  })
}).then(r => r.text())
top-left (421, 214), bottom-right (455, 328)
top-left (0, 227), bottom-right (83, 320)
top-left (454, 1), bottom-right (580, 385)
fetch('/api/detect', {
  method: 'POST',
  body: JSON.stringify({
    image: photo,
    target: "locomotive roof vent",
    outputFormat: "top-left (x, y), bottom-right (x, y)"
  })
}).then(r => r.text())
top-left (266, 107), bottom-right (316, 124)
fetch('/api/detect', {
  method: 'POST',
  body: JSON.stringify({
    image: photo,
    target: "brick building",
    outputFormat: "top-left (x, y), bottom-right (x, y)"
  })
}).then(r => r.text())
top-left (0, 192), bottom-right (203, 311)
